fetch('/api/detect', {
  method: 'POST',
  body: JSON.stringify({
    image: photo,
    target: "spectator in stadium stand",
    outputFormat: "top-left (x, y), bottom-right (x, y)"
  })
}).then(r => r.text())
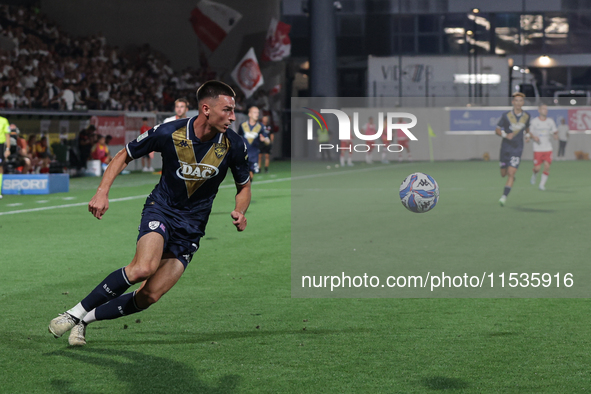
top-left (26, 133), bottom-right (38, 169)
top-left (33, 136), bottom-right (52, 173)
top-left (139, 117), bottom-right (154, 172)
top-left (8, 124), bottom-right (31, 173)
top-left (0, 4), bottom-right (217, 111)
top-left (91, 135), bottom-right (112, 172)
top-left (78, 125), bottom-right (96, 168)
top-left (61, 83), bottom-right (75, 110)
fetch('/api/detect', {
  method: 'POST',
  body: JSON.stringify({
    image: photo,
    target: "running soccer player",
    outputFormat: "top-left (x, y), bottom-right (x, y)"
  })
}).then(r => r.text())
top-left (495, 92), bottom-right (531, 206)
top-left (379, 116), bottom-right (390, 163)
top-left (364, 117), bottom-right (376, 164)
top-left (258, 115), bottom-right (273, 173)
top-left (238, 106), bottom-right (270, 179)
top-left (339, 115), bottom-right (354, 167)
top-left (48, 81), bottom-right (251, 346)
top-left (396, 117), bottom-right (412, 162)
top-left (529, 103), bottom-right (555, 191)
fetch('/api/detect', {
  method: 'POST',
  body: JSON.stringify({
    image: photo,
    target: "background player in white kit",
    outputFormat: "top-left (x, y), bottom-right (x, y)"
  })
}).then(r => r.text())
top-left (364, 116), bottom-right (376, 164)
top-left (164, 98), bottom-right (189, 123)
top-left (529, 103), bottom-right (556, 191)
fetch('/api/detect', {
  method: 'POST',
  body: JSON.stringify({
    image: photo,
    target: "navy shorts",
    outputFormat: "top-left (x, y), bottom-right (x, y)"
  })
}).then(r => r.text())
top-left (259, 143), bottom-right (272, 154)
top-left (0, 143), bottom-right (4, 164)
top-left (137, 199), bottom-right (204, 268)
top-left (248, 159), bottom-right (259, 173)
top-left (499, 149), bottom-right (522, 169)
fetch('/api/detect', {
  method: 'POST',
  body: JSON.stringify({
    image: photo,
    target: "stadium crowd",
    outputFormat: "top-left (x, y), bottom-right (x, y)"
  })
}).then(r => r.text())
top-left (0, 4), bottom-right (217, 112)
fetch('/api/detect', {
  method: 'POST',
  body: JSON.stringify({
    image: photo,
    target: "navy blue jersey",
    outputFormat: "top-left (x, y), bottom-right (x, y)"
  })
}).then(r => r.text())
top-left (238, 121), bottom-right (269, 163)
top-left (497, 110), bottom-right (531, 155)
top-left (126, 116), bottom-right (250, 218)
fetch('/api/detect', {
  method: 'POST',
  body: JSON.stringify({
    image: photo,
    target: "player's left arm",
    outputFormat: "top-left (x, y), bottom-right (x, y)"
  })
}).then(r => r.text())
top-left (231, 180), bottom-right (251, 231)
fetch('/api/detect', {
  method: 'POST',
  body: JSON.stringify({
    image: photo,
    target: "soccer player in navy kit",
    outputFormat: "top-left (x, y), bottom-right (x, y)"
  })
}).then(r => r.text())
top-left (238, 106), bottom-right (270, 179)
top-left (495, 92), bottom-right (531, 207)
top-left (48, 81), bottom-right (251, 346)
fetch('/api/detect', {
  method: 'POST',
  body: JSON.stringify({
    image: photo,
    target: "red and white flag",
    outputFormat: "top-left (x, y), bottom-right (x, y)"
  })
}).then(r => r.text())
top-left (269, 84), bottom-right (281, 96)
top-left (190, 0), bottom-right (242, 52)
top-left (231, 48), bottom-right (264, 99)
top-left (262, 18), bottom-right (291, 62)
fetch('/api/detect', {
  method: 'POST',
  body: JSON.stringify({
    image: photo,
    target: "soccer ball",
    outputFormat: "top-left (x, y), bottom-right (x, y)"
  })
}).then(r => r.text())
top-left (399, 172), bottom-right (439, 213)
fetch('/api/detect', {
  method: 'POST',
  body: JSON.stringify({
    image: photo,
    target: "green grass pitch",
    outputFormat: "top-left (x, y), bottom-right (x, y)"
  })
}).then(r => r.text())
top-left (1, 160), bottom-right (590, 393)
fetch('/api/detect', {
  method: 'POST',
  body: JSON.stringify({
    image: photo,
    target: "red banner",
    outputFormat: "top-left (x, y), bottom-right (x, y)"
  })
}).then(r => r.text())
top-left (568, 108), bottom-right (591, 131)
top-left (90, 115), bottom-right (126, 145)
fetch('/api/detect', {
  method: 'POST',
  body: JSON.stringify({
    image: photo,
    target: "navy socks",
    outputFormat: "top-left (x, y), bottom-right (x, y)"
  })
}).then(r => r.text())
top-left (80, 268), bottom-right (132, 312)
top-left (94, 291), bottom-right (145, 321)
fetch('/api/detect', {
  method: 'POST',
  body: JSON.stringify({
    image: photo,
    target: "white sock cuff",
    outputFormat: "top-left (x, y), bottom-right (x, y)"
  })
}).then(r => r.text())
top-left (82, 309), bottom-right (96, 325)
top-left (67, 302), bottom-right (88, 321)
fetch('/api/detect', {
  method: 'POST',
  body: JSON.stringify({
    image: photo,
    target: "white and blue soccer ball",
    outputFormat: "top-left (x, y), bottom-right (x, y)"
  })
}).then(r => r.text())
top-left (399, 172), bottom-right (439, 213)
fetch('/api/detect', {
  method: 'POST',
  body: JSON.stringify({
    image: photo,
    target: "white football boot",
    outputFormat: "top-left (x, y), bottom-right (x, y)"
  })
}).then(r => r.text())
top-left (48, 313), bottom-right (78, 338)
top-left (68, 322), bottom-right (87, 346)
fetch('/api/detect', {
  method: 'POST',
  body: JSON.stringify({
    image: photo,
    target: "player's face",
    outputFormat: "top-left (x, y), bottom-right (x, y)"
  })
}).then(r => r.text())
top-left (175, 102), bottom-right (188, 118)
top-left (538, 104), bottom-right (548, 117)
top-left (512, 96), bottom-right (524, 110)
top-left (368, 117), bottom-right (373, 124)
top-left (206, 95), bottom-right (236, 132)
top-left (249, 107), bottom-right (259, 123)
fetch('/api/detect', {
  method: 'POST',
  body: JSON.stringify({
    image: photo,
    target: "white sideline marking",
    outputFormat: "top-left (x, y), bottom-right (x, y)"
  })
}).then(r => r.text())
top-left (0, 164), bottom-right (406, 216)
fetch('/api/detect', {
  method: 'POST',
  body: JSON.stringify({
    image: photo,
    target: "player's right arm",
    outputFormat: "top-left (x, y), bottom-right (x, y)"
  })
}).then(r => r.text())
top-left (89, 123), bottom-right (168, 219)
top-left (88, 148), bottom-right (133, 220)
top-left (495, 113), bottom-right (513, 140)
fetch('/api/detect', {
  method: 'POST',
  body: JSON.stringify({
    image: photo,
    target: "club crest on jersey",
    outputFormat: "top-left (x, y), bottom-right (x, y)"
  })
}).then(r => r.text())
top-left (148, 221), bottom-right (160, 230)
top-left (176, 162), bottom-right (220, 181)
top-left (214, 143), bottom-right (227, 158)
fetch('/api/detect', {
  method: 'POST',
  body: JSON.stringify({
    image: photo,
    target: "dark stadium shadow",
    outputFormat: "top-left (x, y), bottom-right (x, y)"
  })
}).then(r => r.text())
top-left (45, 348), bottom-right (240, 394)
top-left (421, 376), bottom-right (469, 390)
top-left (90, 327), bottom-right (370, 346)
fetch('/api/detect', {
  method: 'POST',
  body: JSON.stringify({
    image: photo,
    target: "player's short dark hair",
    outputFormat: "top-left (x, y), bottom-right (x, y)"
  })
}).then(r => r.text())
top-left (142, 117), bottom-right (148, 121)
top-left (512, 92), bottom-right (526, 98)
top-left (196, 80), bottom-right (236, 104)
